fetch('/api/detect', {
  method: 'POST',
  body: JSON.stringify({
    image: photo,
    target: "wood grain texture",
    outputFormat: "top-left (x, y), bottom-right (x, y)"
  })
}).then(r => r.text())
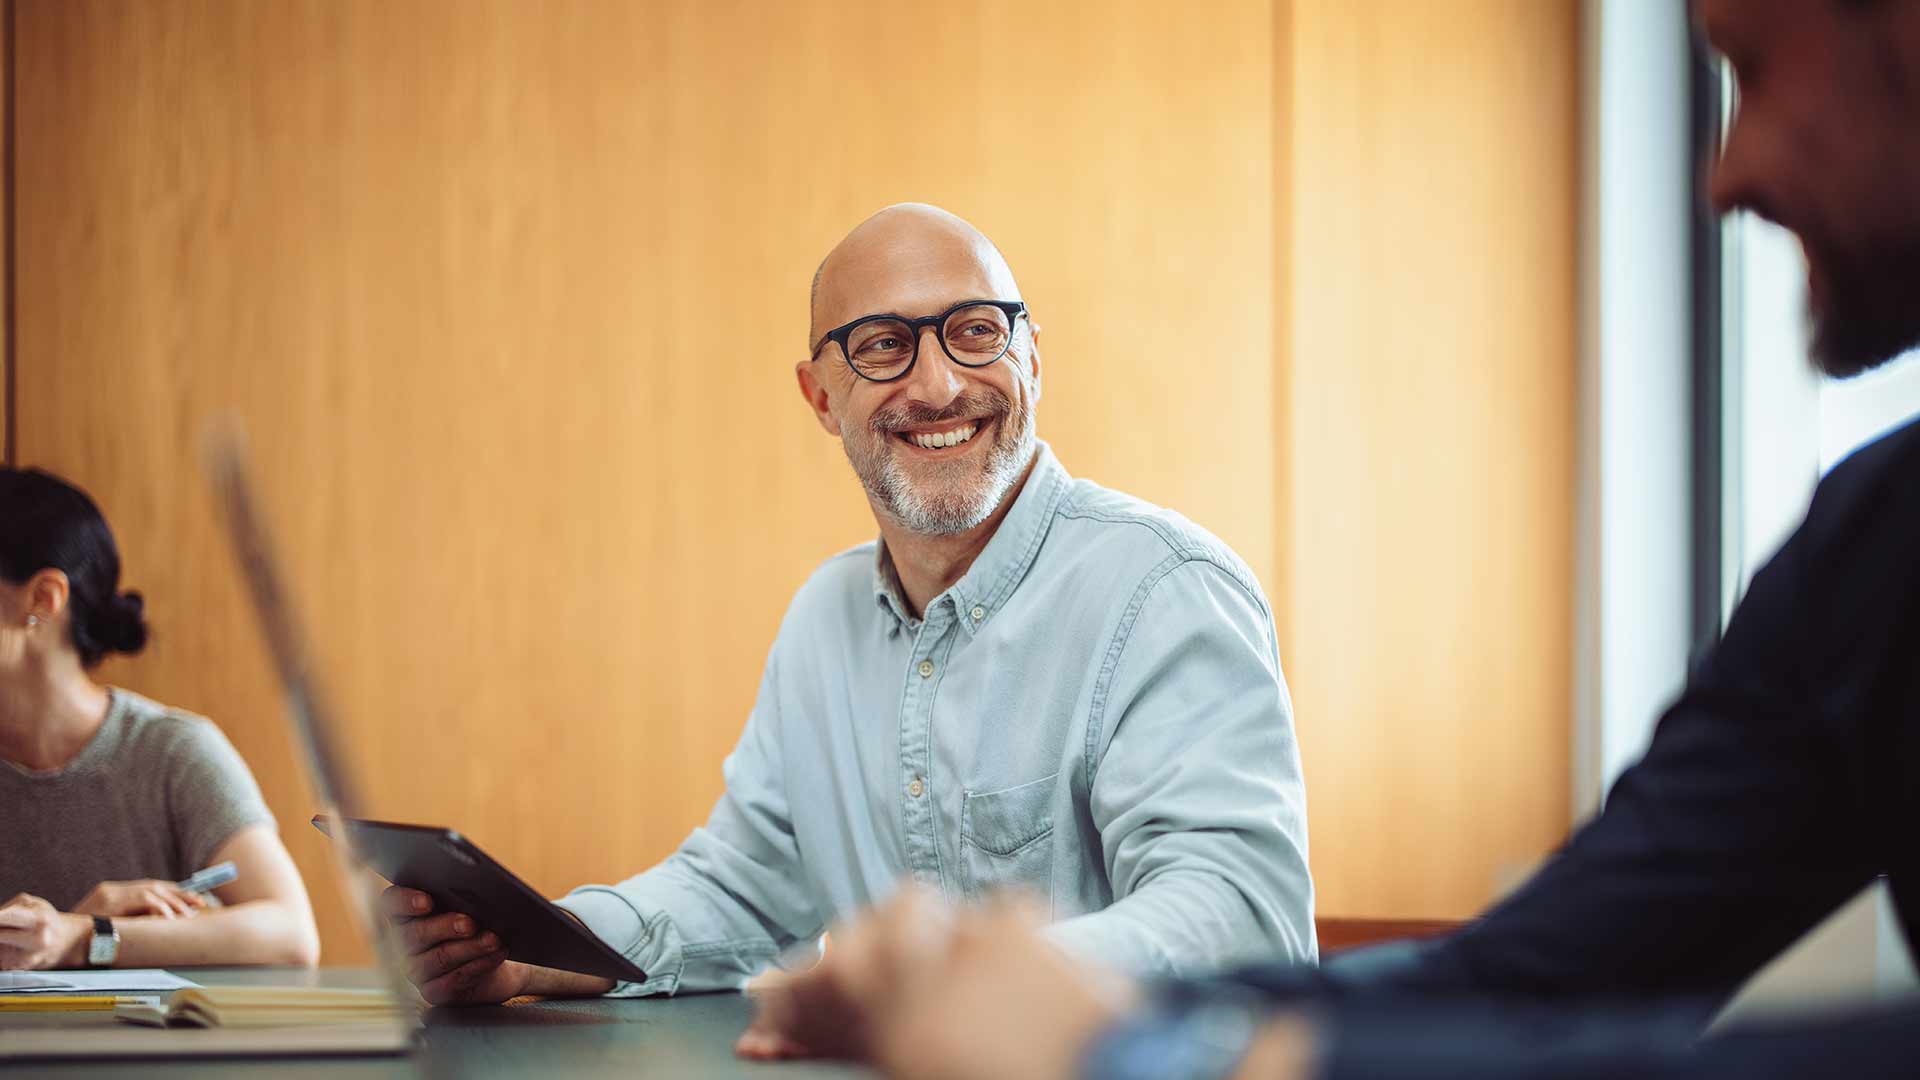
top-left (14, 0), bottom-right (1580, 955)
top-left (1, 0), bottom-right (9, 467)
top-left (1282, 0), bottom-right (1580, 918)
top-left (12, 0), bottom-right (1276, 961)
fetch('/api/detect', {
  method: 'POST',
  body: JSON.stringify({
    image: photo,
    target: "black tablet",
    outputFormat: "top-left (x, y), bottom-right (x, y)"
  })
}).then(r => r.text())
top-left (313, 815), bottom-right (647, 984)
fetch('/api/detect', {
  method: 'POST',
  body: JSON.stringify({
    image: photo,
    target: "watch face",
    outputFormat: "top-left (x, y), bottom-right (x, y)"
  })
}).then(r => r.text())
top-left (89, 927), bottom-right (119, 967)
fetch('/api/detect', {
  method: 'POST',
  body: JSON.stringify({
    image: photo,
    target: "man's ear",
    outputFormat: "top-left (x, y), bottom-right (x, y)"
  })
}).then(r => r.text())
top-left (796, 360), bottom-right (843, 437)
top-left (1025, 323), bottom-right (1043, 401)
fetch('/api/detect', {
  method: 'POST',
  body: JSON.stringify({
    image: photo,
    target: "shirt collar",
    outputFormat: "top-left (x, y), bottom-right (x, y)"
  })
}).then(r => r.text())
top-left (870, 440), bottom-right (1071, 637)
top-left (872, 544), bottom-right (915, 630)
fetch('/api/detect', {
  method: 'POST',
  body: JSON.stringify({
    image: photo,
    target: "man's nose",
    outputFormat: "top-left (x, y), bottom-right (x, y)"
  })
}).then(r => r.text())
top-left (901, 325), bottom-right (966, 407)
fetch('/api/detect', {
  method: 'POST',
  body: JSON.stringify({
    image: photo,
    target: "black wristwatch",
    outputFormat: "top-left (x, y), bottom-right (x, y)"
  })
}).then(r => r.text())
top-left (1078, 993), bottom-right (1269, 1080)
top-left (86, 915), bottom-right (120, 968)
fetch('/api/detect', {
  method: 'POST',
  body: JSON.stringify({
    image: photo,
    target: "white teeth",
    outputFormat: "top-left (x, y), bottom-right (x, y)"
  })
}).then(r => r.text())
top-left (910, 423), bottom-right (978, 450)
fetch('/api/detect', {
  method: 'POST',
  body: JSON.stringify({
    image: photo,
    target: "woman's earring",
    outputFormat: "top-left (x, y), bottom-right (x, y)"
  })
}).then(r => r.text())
top-left (25, 615), bottom-right (39, 627)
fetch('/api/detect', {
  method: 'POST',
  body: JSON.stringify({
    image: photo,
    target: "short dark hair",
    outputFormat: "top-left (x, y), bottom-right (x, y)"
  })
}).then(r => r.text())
top-left (0, 467), bottom-right (149, 667)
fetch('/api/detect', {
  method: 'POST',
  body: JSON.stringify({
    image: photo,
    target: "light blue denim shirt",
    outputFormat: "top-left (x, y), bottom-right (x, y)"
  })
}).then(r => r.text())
top-left (556, 442), bottom-right (1315, 993)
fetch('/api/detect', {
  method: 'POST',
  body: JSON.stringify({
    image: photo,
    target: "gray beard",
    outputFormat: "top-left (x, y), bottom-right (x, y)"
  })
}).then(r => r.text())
top-left (845, 405), bottom-right (1036, 538)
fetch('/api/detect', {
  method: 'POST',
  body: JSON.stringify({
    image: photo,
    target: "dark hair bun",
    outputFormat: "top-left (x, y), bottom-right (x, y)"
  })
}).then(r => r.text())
top-left (104, 591), bottom-right (150, 655)
top-left (1, 467), bottom-right (146, 667)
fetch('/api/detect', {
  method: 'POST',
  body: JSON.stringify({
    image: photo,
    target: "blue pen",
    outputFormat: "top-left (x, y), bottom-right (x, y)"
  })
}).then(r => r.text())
top-left (176, 861), bottom-right (239, 894)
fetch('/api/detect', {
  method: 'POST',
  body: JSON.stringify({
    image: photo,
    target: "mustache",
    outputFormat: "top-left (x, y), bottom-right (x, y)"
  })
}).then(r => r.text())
top-left (869, 390), bottom-right (1012, 435)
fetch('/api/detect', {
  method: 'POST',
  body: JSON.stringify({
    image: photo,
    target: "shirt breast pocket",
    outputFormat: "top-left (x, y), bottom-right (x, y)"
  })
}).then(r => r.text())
top-left (959, 772), bottom-right (1058, 907)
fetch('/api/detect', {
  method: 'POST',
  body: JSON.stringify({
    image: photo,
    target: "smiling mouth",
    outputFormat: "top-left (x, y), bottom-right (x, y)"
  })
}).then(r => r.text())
top-left (895, 420), bottom-right (983, 451)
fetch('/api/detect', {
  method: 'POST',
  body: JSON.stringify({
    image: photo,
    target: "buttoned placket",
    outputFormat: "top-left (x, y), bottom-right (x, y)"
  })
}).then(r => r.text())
top-left (898, 597), bottom-right (961, 893)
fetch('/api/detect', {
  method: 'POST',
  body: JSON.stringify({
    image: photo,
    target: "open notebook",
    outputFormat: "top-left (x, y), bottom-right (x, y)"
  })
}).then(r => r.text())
top-left (1, 987), bottom-right (416, 1063)
top-left (116, 986), bottom-right (417, 1029)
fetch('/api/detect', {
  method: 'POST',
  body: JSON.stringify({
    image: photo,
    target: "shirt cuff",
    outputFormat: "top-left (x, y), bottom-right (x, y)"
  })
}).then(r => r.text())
top-left (553, 887), bottom-right (685, 997)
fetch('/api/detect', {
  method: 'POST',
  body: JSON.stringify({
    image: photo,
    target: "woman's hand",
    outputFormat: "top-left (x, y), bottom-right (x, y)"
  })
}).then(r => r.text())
top-left (0, 894), bottom-right (91, 970)
top-left (74, 879), bottom-right (211, 919)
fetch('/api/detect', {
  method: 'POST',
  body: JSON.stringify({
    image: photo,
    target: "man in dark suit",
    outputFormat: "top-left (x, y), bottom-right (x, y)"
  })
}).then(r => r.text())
top-left (732, 0), bottom-right (1920, 1076)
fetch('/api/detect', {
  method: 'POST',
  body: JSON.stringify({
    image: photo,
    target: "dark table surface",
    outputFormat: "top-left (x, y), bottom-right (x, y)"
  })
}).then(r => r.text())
top-left (1, 967), bottom-right (869, 1078)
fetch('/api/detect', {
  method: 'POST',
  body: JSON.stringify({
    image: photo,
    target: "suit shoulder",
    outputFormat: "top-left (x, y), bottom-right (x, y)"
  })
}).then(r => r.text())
top-left (1802, 413), bottom-right (1920, 553)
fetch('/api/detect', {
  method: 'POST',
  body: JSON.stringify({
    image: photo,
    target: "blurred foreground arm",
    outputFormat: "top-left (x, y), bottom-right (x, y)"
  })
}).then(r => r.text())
top-left (741, 891), bottom-right (1920, 1080)
top-left (739, 889), bottom-right (1142, 1074)
top-left (1107, 987), bottom-right (1920, 1080)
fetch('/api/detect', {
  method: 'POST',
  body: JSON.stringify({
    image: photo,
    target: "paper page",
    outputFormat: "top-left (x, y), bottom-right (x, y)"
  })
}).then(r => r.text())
top-left (1, 969), bottom-right (200, 994)
top-left (0, 972), bottom-right (74, 991)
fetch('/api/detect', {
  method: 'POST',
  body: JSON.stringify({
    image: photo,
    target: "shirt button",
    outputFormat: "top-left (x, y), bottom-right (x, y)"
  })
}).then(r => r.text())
top-left (970, 605), bottom-right (985, 622)
top-left (909, 777), bottom-right (925, 798)
top-left (918, 659), bottom-right (935, 679)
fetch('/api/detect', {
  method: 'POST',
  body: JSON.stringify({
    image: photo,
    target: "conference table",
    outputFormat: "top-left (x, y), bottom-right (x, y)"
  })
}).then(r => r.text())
top-left (3, 967), bottom-right (868, 1078)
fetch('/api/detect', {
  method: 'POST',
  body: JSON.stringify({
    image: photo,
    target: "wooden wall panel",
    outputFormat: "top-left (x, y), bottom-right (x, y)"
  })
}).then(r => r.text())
top-left (1, 0), bottom-right (9, 467)
top-left (14, 0), bottom-right (1580, 956)
top-left (1281, 0), bottom-right (1580, 918)
top-left (13, 0), bottom-right (1276, 960)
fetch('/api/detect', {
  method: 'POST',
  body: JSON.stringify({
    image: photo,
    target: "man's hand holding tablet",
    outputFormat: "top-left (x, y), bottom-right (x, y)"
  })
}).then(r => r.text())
top-left (381, 886), bottom-right (615, 1005)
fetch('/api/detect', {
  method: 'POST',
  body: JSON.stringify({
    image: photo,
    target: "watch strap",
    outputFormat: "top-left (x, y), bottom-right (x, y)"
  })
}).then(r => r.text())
top-left (88, 915), bottom-right (118, 968)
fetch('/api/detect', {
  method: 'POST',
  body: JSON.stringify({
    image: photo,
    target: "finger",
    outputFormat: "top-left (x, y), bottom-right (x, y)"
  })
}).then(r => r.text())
top-left (141, 889), bottom-right (179, 919)
top-left (735, 1025), bottom-right (813, 1061)
top-left (171, 886), bottom-right (212, 911)
top-left (417, 946), bottom-right (507, 1006)
top-left (0, 924), bottom-right (46, 951)
top-left (152, 887), bottom-right (192, 919)
top-left (400, 912), bottom-right (480, 955)
top-left (746, 984), bottom-right (801, 1046)
top-left (734, 1028), bottom-right (779, 1060)
top-left (408, 931), bottom-right (501, 986)
top-left (381, 887), bottom-right (434, 920)
top-left (735, 1011), bottom-right (779, 1057)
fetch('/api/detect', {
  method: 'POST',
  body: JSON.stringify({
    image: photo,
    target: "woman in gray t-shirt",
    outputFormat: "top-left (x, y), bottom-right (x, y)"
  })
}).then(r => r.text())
top-left (0, 467), bottom-right (319, 970)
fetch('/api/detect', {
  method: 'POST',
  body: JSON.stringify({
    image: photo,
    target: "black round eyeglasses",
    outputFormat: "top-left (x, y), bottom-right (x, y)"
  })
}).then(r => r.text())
top-left (810, 299), bottom-right (1029, 383)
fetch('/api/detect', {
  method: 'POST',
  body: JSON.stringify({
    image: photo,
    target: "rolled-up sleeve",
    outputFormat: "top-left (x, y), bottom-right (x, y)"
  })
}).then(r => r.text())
top-left (555, 650), bottom-right (825, 995)
top-left (1047, 557), bottom-right (1317, 976)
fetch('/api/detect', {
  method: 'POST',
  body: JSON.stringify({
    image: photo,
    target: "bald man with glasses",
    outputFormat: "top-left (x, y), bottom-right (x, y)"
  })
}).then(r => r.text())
top-left (380, 203), bottom-right (1316, 1010)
